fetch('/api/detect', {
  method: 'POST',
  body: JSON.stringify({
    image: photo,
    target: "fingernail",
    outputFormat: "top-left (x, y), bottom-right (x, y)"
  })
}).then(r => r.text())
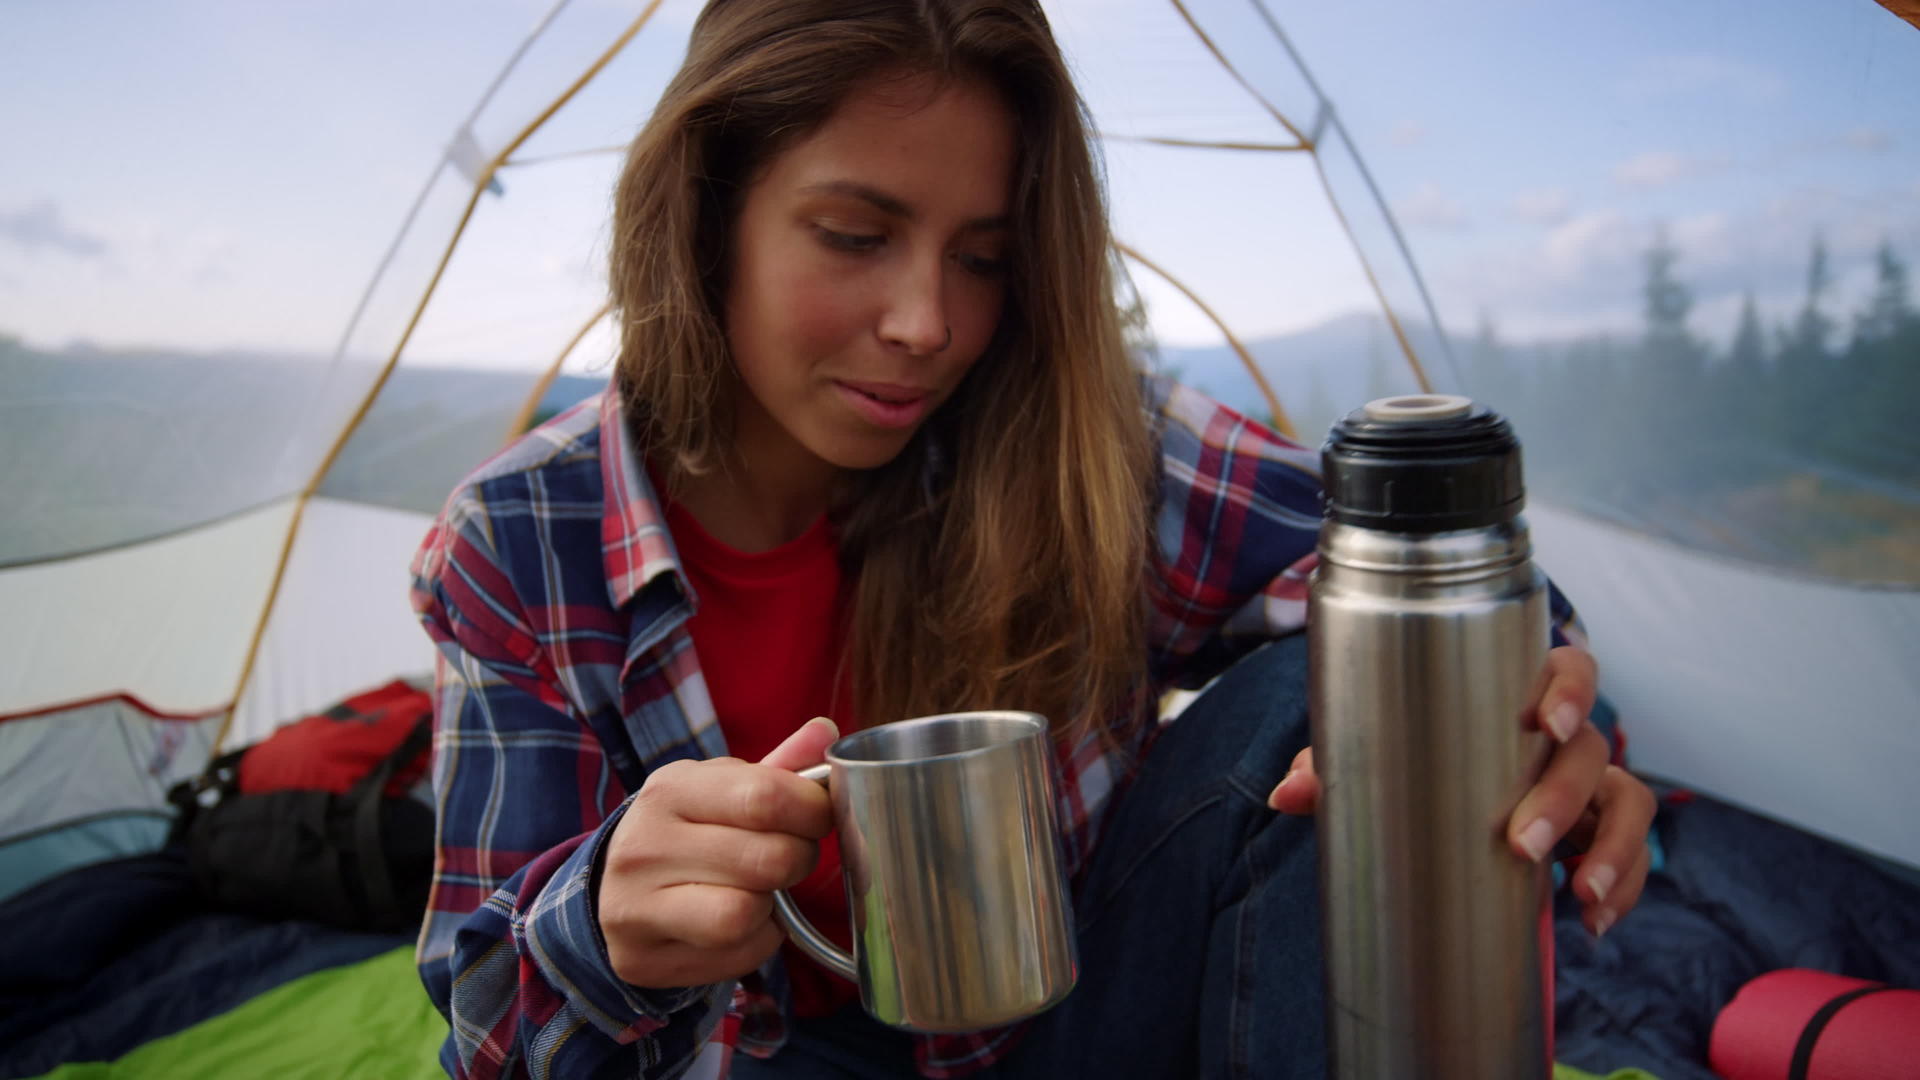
top-left (1547, 702), bottom-right (1581, 743)
top-left (807, 716), bottom-right (840, 738)
top-left (1518, 818), bottom-right (1555, 863)
top-left (1586, 864), bottom-right (1617, 905)
top-left (1593, 909), bottom-right (1616, 939)
top-left (1267, 771), bottom-right (1295, 808)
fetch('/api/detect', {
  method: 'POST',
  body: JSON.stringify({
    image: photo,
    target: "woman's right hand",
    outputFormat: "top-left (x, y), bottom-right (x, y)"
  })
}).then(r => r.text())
top-left (596, 716), bottom-right (839, 989)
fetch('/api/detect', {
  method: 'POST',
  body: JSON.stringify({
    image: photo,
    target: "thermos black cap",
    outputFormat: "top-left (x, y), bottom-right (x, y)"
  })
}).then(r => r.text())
top-left (1321, 395), bottom-right (1524, 533)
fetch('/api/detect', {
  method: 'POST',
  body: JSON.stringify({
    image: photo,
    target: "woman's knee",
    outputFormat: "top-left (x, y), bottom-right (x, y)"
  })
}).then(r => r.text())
top-left (1156, 635), bottom-right (1312, 798)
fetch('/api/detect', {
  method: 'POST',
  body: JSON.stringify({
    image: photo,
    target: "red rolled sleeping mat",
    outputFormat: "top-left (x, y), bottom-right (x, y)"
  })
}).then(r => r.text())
top-left (1709, 968), bottom-right (1920, 1080)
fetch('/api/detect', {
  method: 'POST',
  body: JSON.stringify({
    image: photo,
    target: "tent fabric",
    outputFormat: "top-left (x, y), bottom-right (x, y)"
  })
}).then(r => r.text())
top-left (0, 698), bottom-right (221, 904)
top-left (1529, 504), bottom-right (1920, 870)
top-left (226, 497), bottom-right (441, 748)
top-left (0, 346), bottom-right (372, 570)
top-left (0, 502), bottom-right (296, 717)
top-left (317, 368), bottom-right (604, 514)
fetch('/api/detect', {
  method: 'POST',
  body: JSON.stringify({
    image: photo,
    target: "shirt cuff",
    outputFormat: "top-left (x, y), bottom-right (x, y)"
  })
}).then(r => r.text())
top-left (520, 794), bottom-right (716, 1042)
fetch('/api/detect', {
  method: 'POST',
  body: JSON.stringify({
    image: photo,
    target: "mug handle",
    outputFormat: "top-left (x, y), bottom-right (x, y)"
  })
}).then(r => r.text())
top-left (770, 762), bottom-right (858, 981)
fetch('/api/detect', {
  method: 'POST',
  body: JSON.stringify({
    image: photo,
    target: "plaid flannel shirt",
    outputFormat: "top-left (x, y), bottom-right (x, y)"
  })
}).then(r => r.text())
top-left (409, 379), bottom-right (1581, 1080)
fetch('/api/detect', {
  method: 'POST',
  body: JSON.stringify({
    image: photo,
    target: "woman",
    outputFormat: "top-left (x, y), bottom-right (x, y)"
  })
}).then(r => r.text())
top-left (410, 2), bottom-right (1654, 1077)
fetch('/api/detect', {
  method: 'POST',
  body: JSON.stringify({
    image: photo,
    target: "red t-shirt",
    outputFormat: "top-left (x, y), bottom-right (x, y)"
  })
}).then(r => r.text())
top-left (665, 499), bottom-right (859, 1019)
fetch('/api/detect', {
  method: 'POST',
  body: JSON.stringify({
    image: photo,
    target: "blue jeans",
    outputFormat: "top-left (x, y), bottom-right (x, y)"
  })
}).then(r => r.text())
top-left (735, 637), bottom-right (1326, 1079)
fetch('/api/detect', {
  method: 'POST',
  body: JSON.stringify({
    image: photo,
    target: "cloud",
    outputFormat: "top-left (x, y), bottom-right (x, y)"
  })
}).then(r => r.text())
top-left (1540, 211), bottom-right (1638, 281)
top-left (1668, 212), bottom-right (1735, 265)
top-left (1622, 54), bottom-right (1787, 104)
top-left (1509, 188), bottom-right (1573, 226)
top-left (1779, 129), bottom-right (1898, 159)
top-left (0, 201), bottom-right (107, 258)
top-left (1613, 150), bottom-right (1722, 188)
top-left (1395, 182), bottom-right (1468, 229)
top-left (1540, 212), bottom-right (1729, 284)
top-left (1425, 189), bottom-right (1920, 344)
top-left (1841, 128), bottom-right (1893, 153)
top-left (1390, 123), bottom-right (1426, 148)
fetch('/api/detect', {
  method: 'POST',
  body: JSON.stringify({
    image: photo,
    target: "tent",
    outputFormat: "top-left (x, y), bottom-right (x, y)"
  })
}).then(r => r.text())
top-left (2, 0), bottom-right (1917, 1075)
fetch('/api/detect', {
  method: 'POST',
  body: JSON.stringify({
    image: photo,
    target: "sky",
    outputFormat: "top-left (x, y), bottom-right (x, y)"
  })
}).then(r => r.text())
top-left (2, 0), bottom-right (1917, 367)
top-left (1275, 0), bottom-right (1920, 343)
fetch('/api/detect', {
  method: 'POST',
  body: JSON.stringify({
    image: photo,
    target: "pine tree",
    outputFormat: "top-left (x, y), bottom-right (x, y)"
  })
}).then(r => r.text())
top-left (1853, 240), bottom-right (1915, 345)
top-left (1642, 228), bottom-right (1696, 350)
top-left (1840, 240), bottom-right (1920, 486)
top-left (1786, 233), bottom-right (1835, 360)
top-left (1636, 229), bottom-right (1707, 385)
top-left (1729, 291), bottom-right (1766, 376)
top-left (1634, 228), bottom-right (1710, 490)
top-left (1711, 290), bottom-right (1780, 486)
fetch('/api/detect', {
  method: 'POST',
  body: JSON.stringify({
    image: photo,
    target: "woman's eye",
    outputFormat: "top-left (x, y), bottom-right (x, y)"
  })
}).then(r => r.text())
top-left (815, 226), bottom-right (884, 253)
top-left (956, 251), bottom-right (1008, 278)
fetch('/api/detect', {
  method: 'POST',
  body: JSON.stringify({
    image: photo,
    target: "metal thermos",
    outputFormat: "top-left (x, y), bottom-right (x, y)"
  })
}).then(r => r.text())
top-left (1310, 394), bottom-right (1553, 1078)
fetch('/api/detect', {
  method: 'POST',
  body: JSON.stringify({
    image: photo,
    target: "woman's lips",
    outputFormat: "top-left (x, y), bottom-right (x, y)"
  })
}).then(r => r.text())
top-left (834, 380), bottom-right (933, 429)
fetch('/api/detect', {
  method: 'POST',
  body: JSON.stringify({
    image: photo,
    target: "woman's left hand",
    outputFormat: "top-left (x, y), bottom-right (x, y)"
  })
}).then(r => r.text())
top-left (1266, 645), bottom-right (1656, 937)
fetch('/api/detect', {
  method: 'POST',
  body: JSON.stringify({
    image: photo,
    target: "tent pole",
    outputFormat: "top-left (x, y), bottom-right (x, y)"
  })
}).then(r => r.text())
top-left (1162, 0), bottom-right (1442, 397)
top-left (1115, 241), bottom-right (1297, 440)
top-left (506, 303), bottom-right (613, 441)
top-left (1166, 0), bottom-right (1307, 145)
top-left (213, 2), bottom-right (666, 754)
top-left (1306, 144), bottom-right (1437, 396)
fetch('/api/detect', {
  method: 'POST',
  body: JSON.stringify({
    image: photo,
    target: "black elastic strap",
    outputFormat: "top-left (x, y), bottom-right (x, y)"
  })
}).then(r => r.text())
top-left (354, 769), bottom-right (396, 916)
top-left (345, 715), bottom-right (435, 917)
top-left (1787, 983), bottom-right (1893, 1080)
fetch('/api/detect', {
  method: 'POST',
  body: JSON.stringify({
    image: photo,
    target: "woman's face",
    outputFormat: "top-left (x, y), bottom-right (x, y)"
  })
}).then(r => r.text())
top-left (723, 71), bottom-right (1017, 475)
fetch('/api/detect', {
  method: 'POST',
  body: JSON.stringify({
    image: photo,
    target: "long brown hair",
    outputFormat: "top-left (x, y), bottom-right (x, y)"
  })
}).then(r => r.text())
top-left (609, 0), bottom-right (1155, 743)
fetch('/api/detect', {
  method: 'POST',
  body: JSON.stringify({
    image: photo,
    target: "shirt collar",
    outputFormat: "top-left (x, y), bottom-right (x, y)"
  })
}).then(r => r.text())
top-left (594, 387), bottom-right (948, 609)
top-left (597, 388), bottom-right (686, 609)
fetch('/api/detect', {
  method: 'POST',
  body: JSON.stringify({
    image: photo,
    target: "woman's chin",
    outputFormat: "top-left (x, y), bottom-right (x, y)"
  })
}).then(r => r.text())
top-left (815, 430), bottom-right (920, 473)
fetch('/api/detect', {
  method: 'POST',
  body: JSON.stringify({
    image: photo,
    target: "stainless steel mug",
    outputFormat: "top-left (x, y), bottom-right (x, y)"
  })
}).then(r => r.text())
top-left (1310, 394), bottom-right (1554, 1078)
top-left (771, 710), bottom-right (1078, 1033)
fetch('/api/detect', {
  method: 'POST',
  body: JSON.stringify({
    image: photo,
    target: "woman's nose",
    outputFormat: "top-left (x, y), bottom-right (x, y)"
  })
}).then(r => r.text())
top-left (877, 257), bottom-right (949, 355)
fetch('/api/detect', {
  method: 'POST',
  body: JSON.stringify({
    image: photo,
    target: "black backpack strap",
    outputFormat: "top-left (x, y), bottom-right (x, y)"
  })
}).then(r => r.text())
top-left (166, 744), bottom-right (252, 845)
top-left (344, 712), bottom-right (435, 805)
top-left (345, 714), bottom-right (435, 920)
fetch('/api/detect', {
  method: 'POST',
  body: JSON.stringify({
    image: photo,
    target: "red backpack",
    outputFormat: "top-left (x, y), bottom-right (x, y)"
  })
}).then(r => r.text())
top-left (238, 679), bottom-right (432, 798)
